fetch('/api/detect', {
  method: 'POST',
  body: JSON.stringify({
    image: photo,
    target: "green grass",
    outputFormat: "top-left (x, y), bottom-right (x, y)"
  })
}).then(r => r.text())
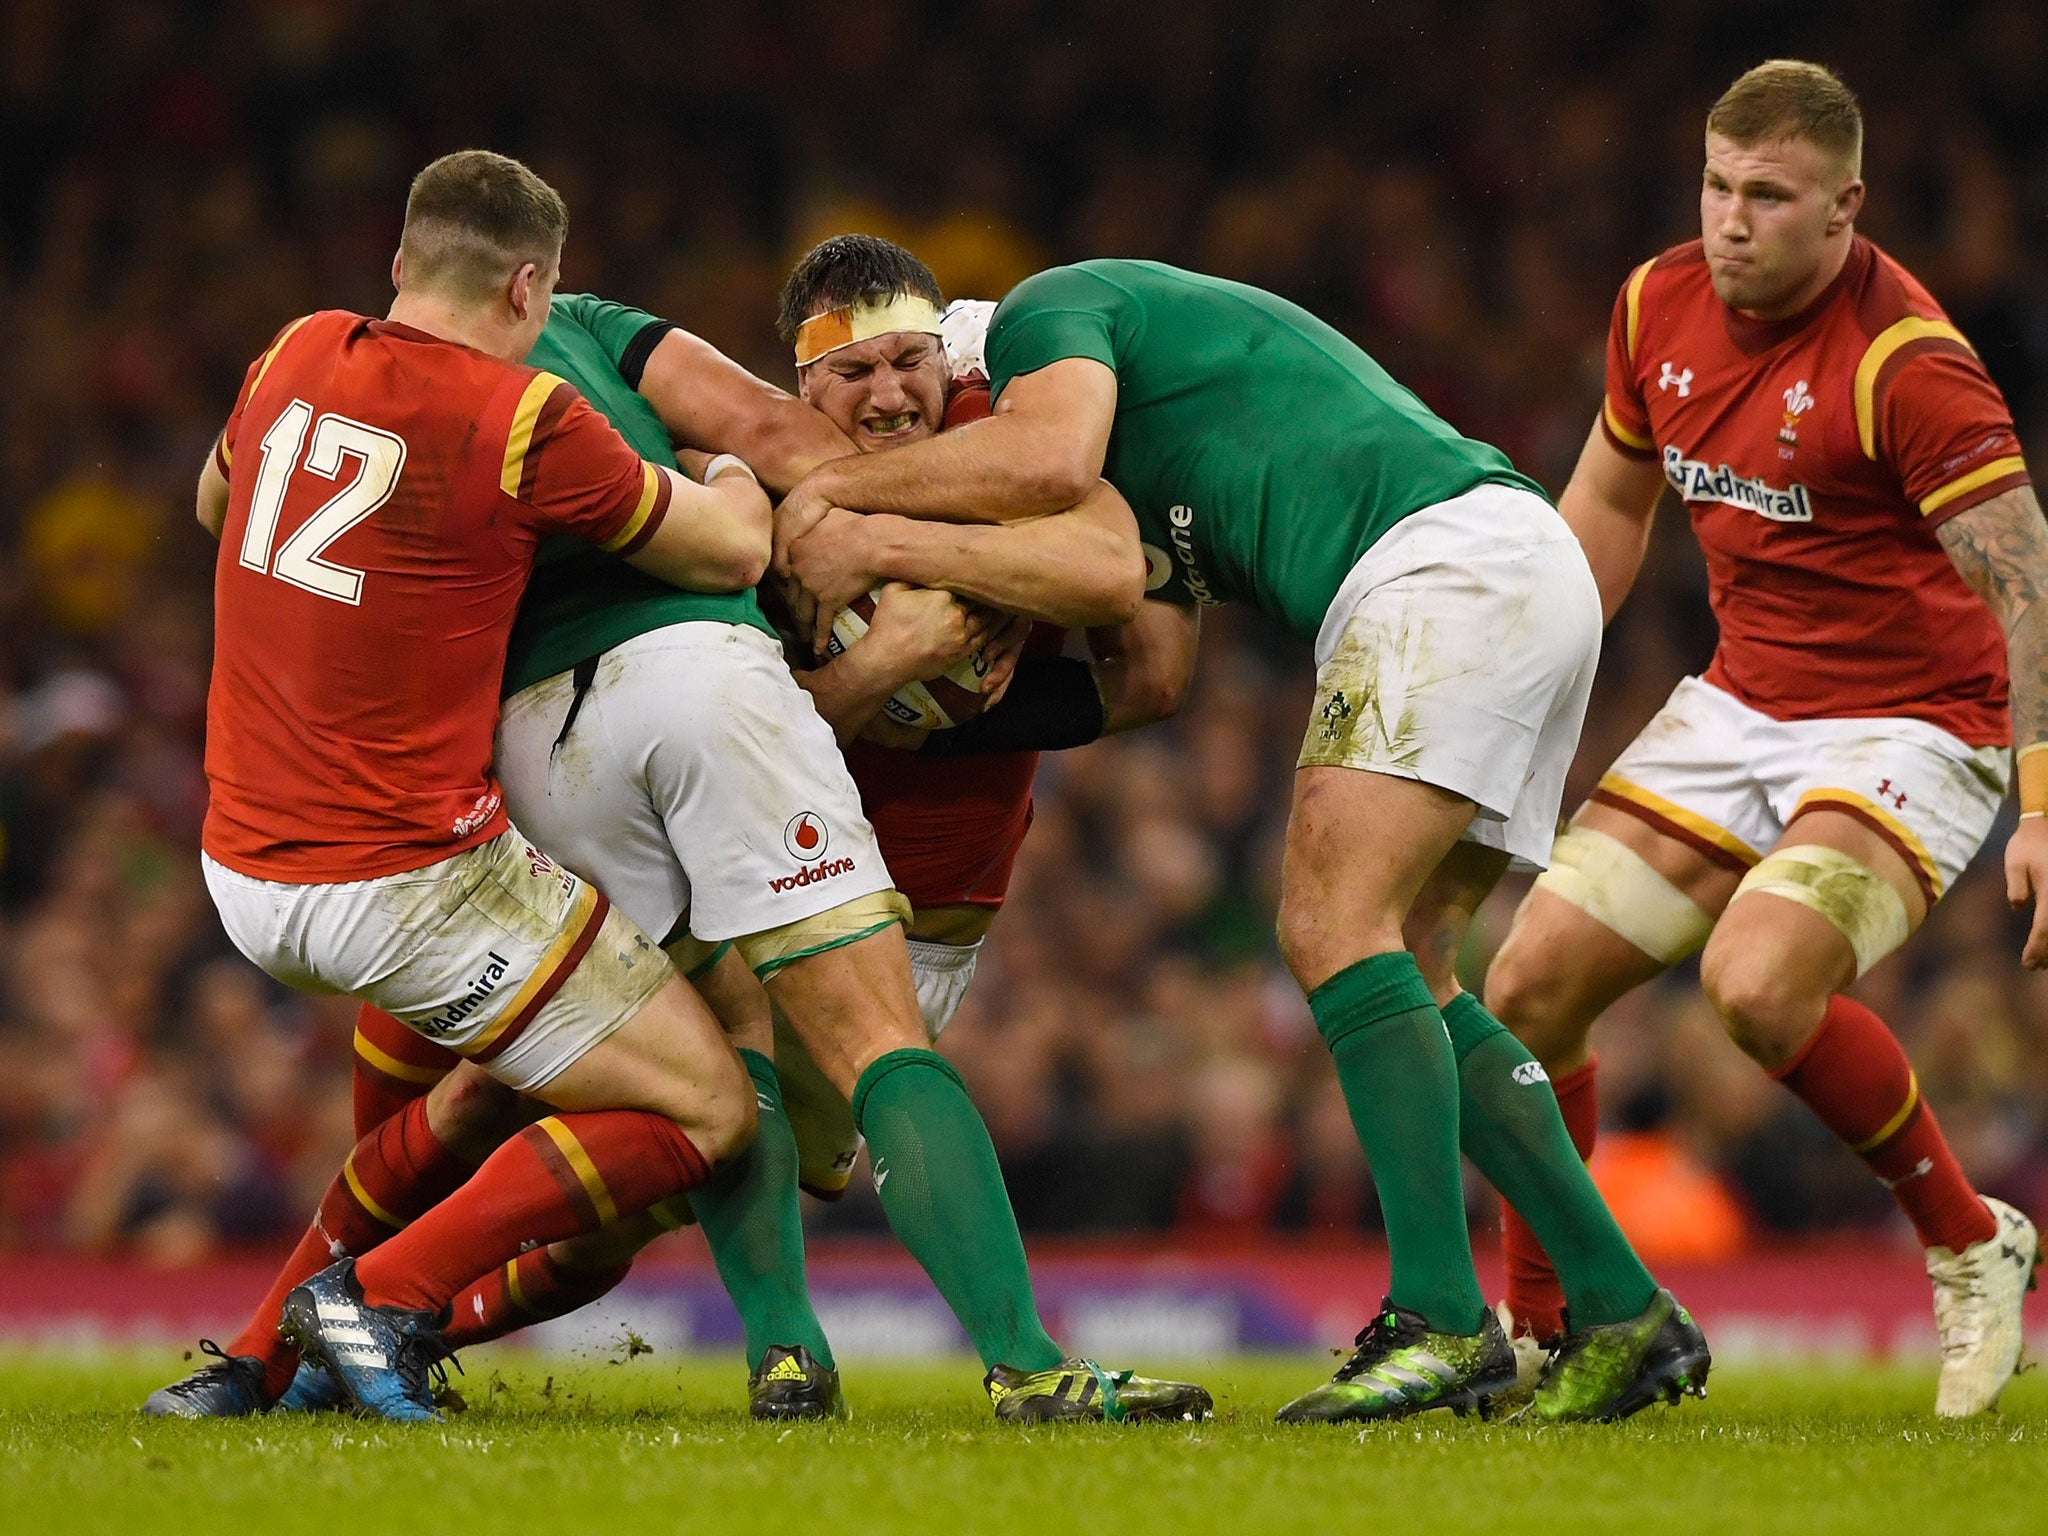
top-left (3, 1350), bottom-right (2044, 1535)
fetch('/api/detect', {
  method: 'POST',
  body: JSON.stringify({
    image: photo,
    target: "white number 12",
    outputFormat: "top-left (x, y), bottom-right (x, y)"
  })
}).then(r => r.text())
top-left (239, 399), bottom-right (407, 605)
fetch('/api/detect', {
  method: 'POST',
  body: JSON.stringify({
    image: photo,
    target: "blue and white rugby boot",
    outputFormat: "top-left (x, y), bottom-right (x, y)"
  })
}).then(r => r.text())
top-left (278, 1259), bottom-right (449, 1424)
top-left (141, 1341), bottom-right (270, 1418)
top-left (273, 1356), bottom-right (350, 1413)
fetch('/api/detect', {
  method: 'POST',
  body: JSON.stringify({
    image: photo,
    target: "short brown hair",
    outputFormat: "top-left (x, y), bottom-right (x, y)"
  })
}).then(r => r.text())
top-left (1707, 60), bottom-right (1862, 175)
top-left (398, 150), bottom-right (568, 304)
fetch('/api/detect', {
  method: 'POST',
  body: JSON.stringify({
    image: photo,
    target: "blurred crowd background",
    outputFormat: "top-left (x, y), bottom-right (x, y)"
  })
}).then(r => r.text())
top-left (4, 0), bottom-right (2047, 1265)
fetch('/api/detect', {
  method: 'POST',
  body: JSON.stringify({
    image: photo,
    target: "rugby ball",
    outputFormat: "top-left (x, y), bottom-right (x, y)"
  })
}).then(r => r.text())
top-left (825, 588), bottom-right (993, 730)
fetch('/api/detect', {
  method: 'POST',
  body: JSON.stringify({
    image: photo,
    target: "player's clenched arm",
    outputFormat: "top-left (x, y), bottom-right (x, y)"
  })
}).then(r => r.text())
top-left (1559, 417), bottom-right (1667, 623)
top-left (518, 379), bottom-right (772, 593)
top-left (788, 479), bottom-right (1145, 642)
top-left (1936, 483), bottom-right (2048, 967)
top-left (638, 327), bottom-right (854, 495)
top-left (795, 584), bottom-right (999, 746)
top-left (623, 460), bottom-right (774, 593)
top-left (1091, 599), bottom-right (1200, 733)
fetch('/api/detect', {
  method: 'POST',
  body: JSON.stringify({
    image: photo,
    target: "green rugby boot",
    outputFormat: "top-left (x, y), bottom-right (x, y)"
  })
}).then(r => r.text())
top-left (1529, 1287), bottom-right (1710, 1423)
top-left (985, 1358), bottom-right (1213, 1423)
top-left (747, 1345), bottom-right (847, 1421)
top-left (1275, 1301), bottom-right (1517, 1424)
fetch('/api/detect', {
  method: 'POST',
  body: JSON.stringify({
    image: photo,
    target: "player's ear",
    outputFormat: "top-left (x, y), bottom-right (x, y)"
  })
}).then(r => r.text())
top-left (795, 364), bottom-right (816, 404)
top-left (390, 250), bottom-right (404, 291)
top-left (508, 261), bottom-right (540, 321)
top-left (1828, 177), bottom-right (1865, 235)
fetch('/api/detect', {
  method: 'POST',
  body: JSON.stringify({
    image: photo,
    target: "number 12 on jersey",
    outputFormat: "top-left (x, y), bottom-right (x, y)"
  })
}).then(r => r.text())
top-left (239, 399), bottom-right (408, 605)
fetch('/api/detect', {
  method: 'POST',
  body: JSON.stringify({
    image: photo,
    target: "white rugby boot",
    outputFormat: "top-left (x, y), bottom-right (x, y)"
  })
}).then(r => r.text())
top-left (1926, 1197), bottom-right (2040, 1417)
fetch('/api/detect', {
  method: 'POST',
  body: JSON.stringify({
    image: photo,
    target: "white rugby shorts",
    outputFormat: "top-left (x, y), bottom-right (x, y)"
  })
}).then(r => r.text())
top-left (1299, 482), bottom-right (1603, 869)
top-left (1591, 675), bottom-right (2009, 903)
top-left (494, 622), bottom-right (892, 949)
top-left (202, 826), bottom-right (670, 1093)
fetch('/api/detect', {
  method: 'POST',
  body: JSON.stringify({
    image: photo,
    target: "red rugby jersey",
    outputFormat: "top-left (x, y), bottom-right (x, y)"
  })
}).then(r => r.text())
top-left (1601, 237), bottom-right (2025, 746)
top-left (843, 377), bottom-right (1060, 913)
top-left (203, 310), bottom-right (673, 882)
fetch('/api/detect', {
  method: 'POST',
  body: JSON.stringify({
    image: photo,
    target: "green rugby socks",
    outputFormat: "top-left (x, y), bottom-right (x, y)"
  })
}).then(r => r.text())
top-left (853, 1048), bottom-right (1064, 1373)
top-left (1442, 992), bottom-right (1656, 1329)
top-left (1311, 952), bottom-right (1486, 1333)
top-left (689, 1049), bottom-right (835, 1372)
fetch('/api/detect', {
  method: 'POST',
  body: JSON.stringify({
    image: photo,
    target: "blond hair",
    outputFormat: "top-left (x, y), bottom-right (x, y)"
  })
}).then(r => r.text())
top-left (1707, 60), bottom-right (1862, 176)
top-left (398, 150), bottom-right (568, 304)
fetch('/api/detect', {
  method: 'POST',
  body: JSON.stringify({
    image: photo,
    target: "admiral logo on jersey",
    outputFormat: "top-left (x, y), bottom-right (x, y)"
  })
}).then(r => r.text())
top-left (1662, 445), bottom-right (1813, 524)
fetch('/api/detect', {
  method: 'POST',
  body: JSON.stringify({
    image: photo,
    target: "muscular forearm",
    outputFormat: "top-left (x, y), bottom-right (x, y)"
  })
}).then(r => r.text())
top-left (794, 652), bottom-right (902, 746)
top-left (640, 329), bottom-right (853, 495)
top-left (1561, 493), bottom-right (1654, 624)
top-left (801, 411), bottom-right (1085, 526)
top-left (2006, 602), bottom-right (2048, 750)
top-left (861, 498), bottom-right (1144, 627)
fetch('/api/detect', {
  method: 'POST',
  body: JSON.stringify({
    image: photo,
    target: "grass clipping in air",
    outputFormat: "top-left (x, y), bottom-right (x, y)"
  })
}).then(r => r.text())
top-left (1, 1350), bottom-right (2042, 1536)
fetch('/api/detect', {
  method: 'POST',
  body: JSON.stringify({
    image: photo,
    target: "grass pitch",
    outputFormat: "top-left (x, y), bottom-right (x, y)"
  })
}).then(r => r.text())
top-left (3, 1349), bottom-right (2043, 1536)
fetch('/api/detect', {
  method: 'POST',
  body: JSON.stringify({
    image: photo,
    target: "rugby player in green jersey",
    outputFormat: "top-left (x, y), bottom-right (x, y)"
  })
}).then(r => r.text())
top-left (777, 256), bottom-right (1711, 1424)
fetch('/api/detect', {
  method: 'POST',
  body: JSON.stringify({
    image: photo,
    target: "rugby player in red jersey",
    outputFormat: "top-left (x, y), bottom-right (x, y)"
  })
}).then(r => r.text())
top-left (171, 151), bottom-right (772, 1422)
top-left (764, 237), bottom-right (1199, 1200)
top-left (1481, 61), bottom-right (2043, 1416)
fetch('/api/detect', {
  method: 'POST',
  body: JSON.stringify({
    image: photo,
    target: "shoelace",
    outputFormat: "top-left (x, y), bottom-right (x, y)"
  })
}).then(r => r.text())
top-left (1332, 1311), bottom-right (1408, 1383)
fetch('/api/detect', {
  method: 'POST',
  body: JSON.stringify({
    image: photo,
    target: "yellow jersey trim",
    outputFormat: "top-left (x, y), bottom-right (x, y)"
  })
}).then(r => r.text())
top-left (599, 462), bottom-right (665, 554)
top-left (222, 315), bottom-right (314, 468)
top-left (1622, 260), bottom-right (1654, 362)
top-left (500, 372), bottom-right (566, 498)
top-left (1854, 318), bottom-right (1971, 460)
top-left (1603, 398), bottom-right (1653, 452)
top-left (1919, 455), bottom-right (2028, 517)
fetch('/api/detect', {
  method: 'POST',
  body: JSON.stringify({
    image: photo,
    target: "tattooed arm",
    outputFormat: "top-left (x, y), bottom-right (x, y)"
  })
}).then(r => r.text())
top-left (1938, 483), bottom-right (2048, 967)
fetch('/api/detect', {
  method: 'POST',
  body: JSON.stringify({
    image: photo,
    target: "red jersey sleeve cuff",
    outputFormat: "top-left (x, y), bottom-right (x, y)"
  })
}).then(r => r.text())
top-left (1920, 457), bottom-right (2030, 526)
top-left (600, 462), bottom-right (673, 556)
top-left (213, 432), bottom-right (232, 477)
top-left (1600, 399), bottom-right (1657, 460)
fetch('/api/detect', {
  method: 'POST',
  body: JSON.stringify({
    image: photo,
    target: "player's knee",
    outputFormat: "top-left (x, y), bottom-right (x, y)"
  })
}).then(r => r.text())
top-left (426, 1064), bottom-right (528, 1162)
top-left (1481, 938), bottom-right (1591, 1066)
top-left (1275, 891), bottom-right (1401, 994)
top-left (1698, 939), bottom-right (1822, 1071)
top-left (694, 1051), bottom-right (760, 1166)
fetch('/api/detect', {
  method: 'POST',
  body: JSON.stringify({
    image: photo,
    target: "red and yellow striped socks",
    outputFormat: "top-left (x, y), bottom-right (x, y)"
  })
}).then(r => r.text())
top-left (227, 1095), bottom-right (472, 1395)
top-left (352, 1110), bottom-right (708, 1314)
top-left (1772, 996), bottom-right (1995, 1252)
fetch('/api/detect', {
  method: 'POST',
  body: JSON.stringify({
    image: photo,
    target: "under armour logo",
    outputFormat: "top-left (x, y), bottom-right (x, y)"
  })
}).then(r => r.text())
top-left (1877, 778), bottom-right (1908, 810)
top-left (1659, 363), bottom-right (1694, 397)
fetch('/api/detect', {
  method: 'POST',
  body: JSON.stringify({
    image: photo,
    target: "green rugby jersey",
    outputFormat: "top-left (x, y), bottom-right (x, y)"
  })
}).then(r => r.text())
top-left (501, 292), bottom-right (773, 698)
top-left (986, 261), bottom-right (1547, 642)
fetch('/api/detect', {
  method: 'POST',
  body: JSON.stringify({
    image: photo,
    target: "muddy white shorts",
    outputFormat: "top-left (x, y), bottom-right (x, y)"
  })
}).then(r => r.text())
top-left (1590, 675), bottom-right (2009, 903)
top-left (202, 826), bottom-right (671, 1093)
top-left (907, 937), bottom-right (981, 1036)
top-left (495, 623), bottom-right (894, 953)
top-left (1299, 482), bottom-right (1602, 869)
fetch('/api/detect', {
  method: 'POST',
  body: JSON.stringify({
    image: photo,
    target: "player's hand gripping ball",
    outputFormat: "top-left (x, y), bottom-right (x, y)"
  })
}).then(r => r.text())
top-left (826, 587), bottom-right (993, 730)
